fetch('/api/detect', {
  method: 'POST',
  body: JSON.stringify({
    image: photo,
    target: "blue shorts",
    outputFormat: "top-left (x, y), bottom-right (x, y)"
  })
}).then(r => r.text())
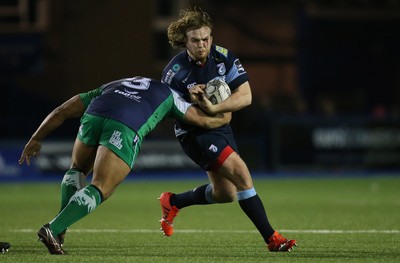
top-left (177, 125), bottom-right (238, 171)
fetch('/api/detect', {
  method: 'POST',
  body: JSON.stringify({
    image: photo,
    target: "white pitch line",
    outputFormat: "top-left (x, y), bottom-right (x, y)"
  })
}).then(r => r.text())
top-left (280, 229), bottom-right (400, 234)
top-left (11, 229), bottom-right (400, 234)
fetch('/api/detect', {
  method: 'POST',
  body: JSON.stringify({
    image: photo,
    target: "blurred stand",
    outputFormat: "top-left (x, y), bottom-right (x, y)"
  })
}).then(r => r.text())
top-left (1, 0), bottom-right (399, 179)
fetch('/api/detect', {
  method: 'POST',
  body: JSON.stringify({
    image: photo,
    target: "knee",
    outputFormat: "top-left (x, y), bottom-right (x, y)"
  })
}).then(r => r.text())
top-left (70, 164), bottom-right (91, 176)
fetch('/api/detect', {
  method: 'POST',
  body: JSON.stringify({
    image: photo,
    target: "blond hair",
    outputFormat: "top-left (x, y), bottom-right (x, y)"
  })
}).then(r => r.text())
top-left (167, 7), bottom-right (213, 49)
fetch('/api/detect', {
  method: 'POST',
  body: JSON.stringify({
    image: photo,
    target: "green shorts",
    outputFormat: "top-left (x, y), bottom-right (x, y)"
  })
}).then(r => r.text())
top-left (77, 113), bottom-right (142, 169)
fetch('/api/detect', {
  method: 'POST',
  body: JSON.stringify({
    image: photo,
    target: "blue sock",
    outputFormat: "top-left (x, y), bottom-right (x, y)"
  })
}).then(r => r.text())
top-left (170, 184), bottom-right (214, 209)
top-left (238, 188), bottom-right (275, 243)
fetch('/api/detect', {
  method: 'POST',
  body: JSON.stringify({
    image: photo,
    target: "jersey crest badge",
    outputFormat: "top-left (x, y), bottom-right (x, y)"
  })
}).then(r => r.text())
top-left (217, 63), bottom-right (226, 75)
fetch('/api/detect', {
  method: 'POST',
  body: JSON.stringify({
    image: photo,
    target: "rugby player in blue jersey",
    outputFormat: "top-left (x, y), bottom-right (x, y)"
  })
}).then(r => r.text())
top-left (159, 8), bottom-right (296, 252)
top-left (18, 76), bottom-right (231, 255)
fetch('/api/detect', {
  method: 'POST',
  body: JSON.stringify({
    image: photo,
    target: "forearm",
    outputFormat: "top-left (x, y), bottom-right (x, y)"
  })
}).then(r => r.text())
top-left (18, 107), bottom-right (69, 166)
top-left (31, 109), bottom-right (67, 141)
top-left (183, 105), bottom-right (231, 129)
top-left (19, 95), bottom-right (85, 166)
top-left (212, 92), bottom-right (251, 113)
top-left (198, 81), bottom-right (252, 115)
top-left (31, 95), bottom-right (85, 141)
top-left (204, 112), bottom-right (232, 129)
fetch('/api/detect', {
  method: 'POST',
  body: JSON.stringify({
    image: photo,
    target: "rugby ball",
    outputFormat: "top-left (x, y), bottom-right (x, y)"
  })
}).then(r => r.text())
top-left (205, 78), bottom-right (231, 105)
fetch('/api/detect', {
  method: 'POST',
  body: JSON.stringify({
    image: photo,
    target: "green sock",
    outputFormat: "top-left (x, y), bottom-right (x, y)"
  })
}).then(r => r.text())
top-left (60, 169), bottom-right (86, 211)
top-left (50, 185), bottom-right (103, 236)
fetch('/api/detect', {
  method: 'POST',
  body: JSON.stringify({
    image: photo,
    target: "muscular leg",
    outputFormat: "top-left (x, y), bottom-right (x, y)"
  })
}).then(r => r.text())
top-left (206, 171), bottom-right (236, 203)
top-left (171, 152), bottom-right (275, 243)
top-left (172, 151), bottom-right (250, 207)
top-left (218, 152), bottom-right (275, 243)
top-left (49, 145), bottom-right (131, 236)
top-left (170, 174), bottom-right (236, 209)
top-left (59, 139), bottom-right (96, 211)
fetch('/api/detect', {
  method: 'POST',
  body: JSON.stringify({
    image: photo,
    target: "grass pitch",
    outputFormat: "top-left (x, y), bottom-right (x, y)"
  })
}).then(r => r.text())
top-left (0, 176), bottom-right (399, 262)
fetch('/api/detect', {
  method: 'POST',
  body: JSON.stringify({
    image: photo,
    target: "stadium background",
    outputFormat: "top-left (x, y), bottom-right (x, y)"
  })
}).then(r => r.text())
top-left (1, 0), bottom-right (399, 181)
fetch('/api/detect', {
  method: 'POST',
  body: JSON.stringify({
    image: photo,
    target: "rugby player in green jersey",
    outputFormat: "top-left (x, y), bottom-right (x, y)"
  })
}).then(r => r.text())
top-left (18, 76), bottom-right (230, 255)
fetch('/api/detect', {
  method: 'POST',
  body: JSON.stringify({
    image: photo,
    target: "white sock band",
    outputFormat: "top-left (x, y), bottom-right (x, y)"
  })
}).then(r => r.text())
top-left (237, 187), bottom-right (257, 201)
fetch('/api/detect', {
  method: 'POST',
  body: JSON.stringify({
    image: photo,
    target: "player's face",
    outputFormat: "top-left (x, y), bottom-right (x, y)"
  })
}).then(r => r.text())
top-left (185, 26), bottom-right (213, 64)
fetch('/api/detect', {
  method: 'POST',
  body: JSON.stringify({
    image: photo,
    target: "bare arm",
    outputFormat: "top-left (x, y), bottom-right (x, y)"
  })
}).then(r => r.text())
top-left (192, 81), bottom-right (252, 115)
top-left (183, 105), bottom-right (232, 129)
top-left (18, 95), bottom-right (85, 165)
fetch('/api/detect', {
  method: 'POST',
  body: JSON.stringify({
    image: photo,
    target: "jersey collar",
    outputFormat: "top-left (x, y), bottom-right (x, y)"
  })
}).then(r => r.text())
top-left (186, 50), bottom-right (210, 67)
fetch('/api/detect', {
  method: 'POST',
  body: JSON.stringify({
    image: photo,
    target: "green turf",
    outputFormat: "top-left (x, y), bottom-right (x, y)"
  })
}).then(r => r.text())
top-left (0, 176), bottom-right (399, 262)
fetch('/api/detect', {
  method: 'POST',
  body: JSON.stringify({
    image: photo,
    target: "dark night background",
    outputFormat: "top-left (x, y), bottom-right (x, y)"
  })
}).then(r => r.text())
top-left (1, 0), bottom-right (399, 173)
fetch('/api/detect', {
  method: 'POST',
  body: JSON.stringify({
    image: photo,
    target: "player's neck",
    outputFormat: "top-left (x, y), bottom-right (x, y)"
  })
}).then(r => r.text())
top-left (187, 51), bottom-right (207, 66)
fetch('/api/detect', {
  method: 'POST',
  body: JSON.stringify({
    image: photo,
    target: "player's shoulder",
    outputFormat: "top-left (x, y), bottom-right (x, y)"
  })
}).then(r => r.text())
top-left (162, 51), bottom-right (188, 84)
top-left (149, 78), bottom-right (172, 93)
top-left (211, 44), bottom-right (238, 63)
top-left (213, 45), bottom-right (229, 58)
top-left (165, 50), bottom-right (187, 68)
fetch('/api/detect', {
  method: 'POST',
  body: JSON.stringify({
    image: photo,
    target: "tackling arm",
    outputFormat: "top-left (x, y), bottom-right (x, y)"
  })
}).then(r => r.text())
top-left (183, 105), bottom-right (232, 129)
top-left (18, 95), bottom-right (85, 165)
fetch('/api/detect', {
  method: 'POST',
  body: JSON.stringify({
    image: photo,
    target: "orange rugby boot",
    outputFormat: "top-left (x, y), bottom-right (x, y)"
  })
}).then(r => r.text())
top-left (267, 231), bottom-right (297, 252)
top-left (158, 192), bottom-right (180, 237)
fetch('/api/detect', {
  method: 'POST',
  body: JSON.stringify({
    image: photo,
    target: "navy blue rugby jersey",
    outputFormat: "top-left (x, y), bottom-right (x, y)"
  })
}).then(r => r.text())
top-left (79, 77), bottom-right (191, 138)
top-left (161, 44), bottom-right (249, 135)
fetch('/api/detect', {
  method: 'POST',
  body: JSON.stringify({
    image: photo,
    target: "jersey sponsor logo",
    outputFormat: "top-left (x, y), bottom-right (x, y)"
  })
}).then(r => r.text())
top-left (208, 144), bottom-right (218, 153)
top-left (215, 45), bottom-right (228, 57)
top-left (123, 88), bottom-right (139, 95)
top-left (114, 89), bottom-right (141, 102)
top-left (187, 82), bottom-right (197, 89)
top-left (234, 59), bottom-right (245, 74)
top-left (109, 130), bottom-right (123, 150)
top-left (217, 63), bottom-right (226, 75)
top-left (163, 69), bottom-right (176, 85)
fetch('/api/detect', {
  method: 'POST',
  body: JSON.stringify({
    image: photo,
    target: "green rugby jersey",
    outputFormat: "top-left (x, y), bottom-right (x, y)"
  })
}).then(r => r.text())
top-left (79, 76), bottom-right (191, 138)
